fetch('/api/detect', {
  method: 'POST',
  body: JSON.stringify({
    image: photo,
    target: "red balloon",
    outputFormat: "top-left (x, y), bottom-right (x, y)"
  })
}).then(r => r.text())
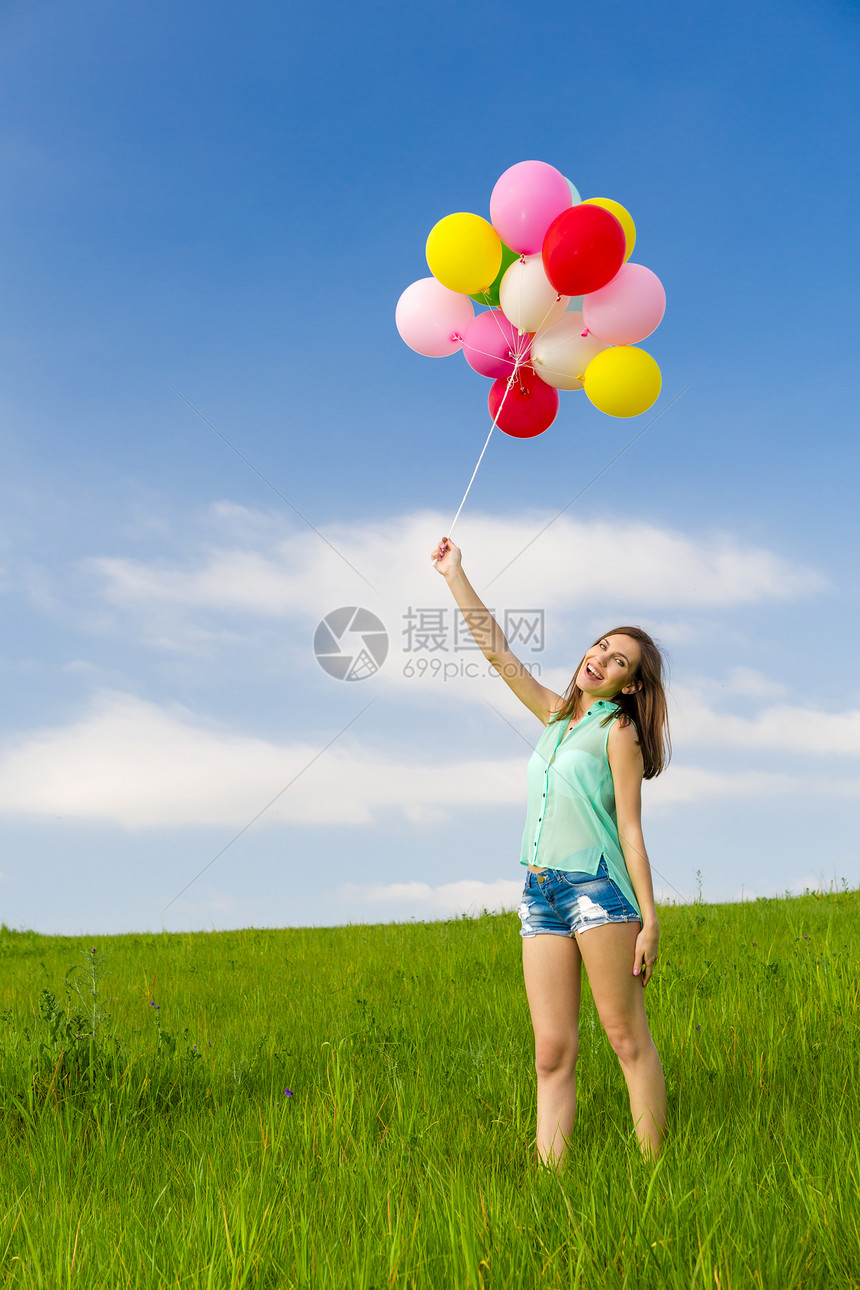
top-left (488, 365), bottom-right (559, 438)
top-left (542, 204), bottom-right (626, 296)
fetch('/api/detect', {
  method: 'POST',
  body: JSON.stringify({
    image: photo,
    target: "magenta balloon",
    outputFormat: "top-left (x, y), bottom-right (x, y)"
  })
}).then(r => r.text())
top-left (462, 309), bottom-right (529, 379)
top-left (582, 263), bottom-right (666, 346)
top-left (490, 160), bottom-right (572, 256)
top-left (395, 277), bottom-right (475, 357)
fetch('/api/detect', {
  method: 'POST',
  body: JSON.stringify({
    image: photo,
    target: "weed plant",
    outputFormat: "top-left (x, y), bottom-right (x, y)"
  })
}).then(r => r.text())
top-left (0, 888), bottom-right (858, 1288)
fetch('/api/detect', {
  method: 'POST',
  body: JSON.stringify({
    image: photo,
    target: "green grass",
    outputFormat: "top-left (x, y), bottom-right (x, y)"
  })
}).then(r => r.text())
top-left (1, 888), bottom-right (858, 1288)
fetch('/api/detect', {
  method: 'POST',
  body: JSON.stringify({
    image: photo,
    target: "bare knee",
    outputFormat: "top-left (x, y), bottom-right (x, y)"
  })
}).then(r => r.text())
top-left (534, 1032), bottom-right (579, 1080)
top-left (602, 1018), bottom-right (647, 1067)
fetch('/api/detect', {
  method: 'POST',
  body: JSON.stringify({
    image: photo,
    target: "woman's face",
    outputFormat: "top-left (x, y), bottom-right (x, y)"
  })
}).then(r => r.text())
top-left (575, 633), bottom-right (642, 701)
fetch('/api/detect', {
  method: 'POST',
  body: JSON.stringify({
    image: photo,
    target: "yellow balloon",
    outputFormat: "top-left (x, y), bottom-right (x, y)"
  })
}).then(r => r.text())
top-left (583, 346), bottom-right (661, 418)
top-left (426, 212), bottom-right (502, 296)
top-left (582, 198), bottom-right (636, 262)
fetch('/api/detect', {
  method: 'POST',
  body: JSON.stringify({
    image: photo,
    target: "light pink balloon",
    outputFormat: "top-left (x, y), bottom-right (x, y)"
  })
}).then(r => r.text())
top-left (395, 277), bottom-right (475, 357)
top-left (531, 312), bottom-right (608, 391)
top-left (582, 263), bottom-right (666, 346)
top-left (462, 309), bottom-right (530, 379)
top-left (490, 160), bottom-right (573, 256)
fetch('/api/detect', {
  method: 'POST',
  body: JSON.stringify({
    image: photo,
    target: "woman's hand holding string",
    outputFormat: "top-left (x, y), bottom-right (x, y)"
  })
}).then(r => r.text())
top-left (431, 536), bottom-right (462, 578)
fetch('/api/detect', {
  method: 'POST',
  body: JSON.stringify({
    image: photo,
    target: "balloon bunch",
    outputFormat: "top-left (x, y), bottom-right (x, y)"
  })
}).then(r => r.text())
top-left (396, 160), bottom-right (665, 440)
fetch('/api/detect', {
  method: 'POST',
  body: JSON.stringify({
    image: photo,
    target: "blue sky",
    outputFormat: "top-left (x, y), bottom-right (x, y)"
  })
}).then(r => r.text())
top-left (1, 0), bottom-right (858, 933)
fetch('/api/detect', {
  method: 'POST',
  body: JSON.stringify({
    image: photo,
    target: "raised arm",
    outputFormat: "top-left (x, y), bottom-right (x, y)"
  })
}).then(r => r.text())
top-left (431, 536), bottom-right (561, 724)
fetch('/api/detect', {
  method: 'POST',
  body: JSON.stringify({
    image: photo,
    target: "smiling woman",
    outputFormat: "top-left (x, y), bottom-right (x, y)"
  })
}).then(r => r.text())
top-left (432, 534), bottom-right (671, 1165)
top-left (554, 628), bottom-right (671, 780)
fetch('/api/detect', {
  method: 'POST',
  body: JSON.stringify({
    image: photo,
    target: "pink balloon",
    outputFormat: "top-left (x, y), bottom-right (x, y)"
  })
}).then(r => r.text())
top-left (582, 263), bottom-right (666, 346)
top-left (490, 160), bottom-right (572, 256)
top-left (462, 309), bottom-right (530, 379)
top-left (395, 277), bottom-right (475, 357)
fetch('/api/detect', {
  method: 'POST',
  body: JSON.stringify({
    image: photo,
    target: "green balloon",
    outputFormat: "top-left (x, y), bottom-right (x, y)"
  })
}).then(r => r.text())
top-left (470, 241), bottom-right (520, 308)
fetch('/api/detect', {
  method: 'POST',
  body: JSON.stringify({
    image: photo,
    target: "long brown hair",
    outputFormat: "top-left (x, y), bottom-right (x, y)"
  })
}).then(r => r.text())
top-left (553, 626), bottom-right (671, 779)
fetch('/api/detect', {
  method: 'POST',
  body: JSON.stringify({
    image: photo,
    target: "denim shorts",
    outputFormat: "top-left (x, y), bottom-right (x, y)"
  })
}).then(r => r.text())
top-left (518, 857), bottom-right (640, 939)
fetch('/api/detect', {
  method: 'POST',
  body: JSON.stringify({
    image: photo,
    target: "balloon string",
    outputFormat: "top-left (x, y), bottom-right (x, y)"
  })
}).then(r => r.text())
top-left (473, 308), bottom-right (531, 365)
top-left (461, 341), bottom-right (525, 366)
top-left (448, 278), bottom-right (564, 535)
top-left (528, 293), bottom-right (567, 339)
top-left (448, 365), bottom-right (521, 536)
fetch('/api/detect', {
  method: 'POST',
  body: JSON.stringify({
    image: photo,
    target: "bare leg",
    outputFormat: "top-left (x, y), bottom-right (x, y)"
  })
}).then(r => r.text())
top-left (522, 934), bottom-right (582, 1167)
top-left (576, 922), bottom-right (667, 1159)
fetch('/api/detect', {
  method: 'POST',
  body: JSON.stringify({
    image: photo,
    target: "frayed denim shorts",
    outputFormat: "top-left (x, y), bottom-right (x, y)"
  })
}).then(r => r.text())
top-left (518, 857), bottom-right (640, 939)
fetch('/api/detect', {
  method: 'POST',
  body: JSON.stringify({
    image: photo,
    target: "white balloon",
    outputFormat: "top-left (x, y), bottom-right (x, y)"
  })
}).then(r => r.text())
top-left (499, 254), bottom-right (568, 335)
top-left (531, 312), bottom-right (609, 391)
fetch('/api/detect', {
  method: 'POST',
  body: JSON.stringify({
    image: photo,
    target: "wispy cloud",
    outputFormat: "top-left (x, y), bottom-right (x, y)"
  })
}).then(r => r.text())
top-left (335, 877), bottom-right (523, 921)
top-left (81, 506), bottom-right (825, 639)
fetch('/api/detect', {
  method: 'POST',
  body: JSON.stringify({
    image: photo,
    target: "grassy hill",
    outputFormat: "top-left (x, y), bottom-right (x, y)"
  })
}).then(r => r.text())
top-left (1, 888), bottom-right (858, 1288)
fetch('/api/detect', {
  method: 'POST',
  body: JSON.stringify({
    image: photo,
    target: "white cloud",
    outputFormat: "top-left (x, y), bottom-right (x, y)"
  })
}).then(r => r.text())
top-left (671, 686), bottom-right (860, 756)
top-left (721, 667), bottom-right (787, 700)
top-left (83, 506), bottom-right (825, 647)
top-left (642, 619), bottom-right (704, 646)
top-left (3, 688), bottom-right (859, 834)
top-left (90, 548), bottom-right (305, 617)
top-left (0, 691), bottom-right (523, 829)
top-left (157, 876), bottom-right (526, 931)
top-left (336, 877), bottom-right (523, 920)
top-left (63, 505), bottom-right (830, 719)
top-left (645, 765), bottom-right (855, 808)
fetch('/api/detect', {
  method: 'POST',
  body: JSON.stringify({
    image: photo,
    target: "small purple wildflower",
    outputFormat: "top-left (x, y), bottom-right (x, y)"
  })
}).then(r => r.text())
top-left (150, 1001), bottom-right (160, 1009)
top-left (696, 1025), bottom-right (701, 1032)
top-left (284, 1089), bottom-right (293, 1097)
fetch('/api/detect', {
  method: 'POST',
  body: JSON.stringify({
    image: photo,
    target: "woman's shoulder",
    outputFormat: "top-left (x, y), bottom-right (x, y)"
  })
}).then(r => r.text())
top-left (612, 708), bottom-right (638, 731)
top-left (607, 711), bottom-right (643, 755)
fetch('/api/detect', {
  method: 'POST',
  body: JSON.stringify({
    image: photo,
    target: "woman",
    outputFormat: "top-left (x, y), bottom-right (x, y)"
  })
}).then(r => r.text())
top-left (432, 535), bottom-right (669, 1164)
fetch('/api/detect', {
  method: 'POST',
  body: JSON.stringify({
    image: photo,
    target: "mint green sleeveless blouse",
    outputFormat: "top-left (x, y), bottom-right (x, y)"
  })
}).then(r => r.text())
top-left (519, 700), bottom-right (641, 917)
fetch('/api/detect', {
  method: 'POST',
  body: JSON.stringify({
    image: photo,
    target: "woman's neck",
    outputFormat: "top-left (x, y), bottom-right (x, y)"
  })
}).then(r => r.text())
top-left (572, 690), bottom-right (588, 720)
top-left (573, 689), bottom-right (616, 721)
